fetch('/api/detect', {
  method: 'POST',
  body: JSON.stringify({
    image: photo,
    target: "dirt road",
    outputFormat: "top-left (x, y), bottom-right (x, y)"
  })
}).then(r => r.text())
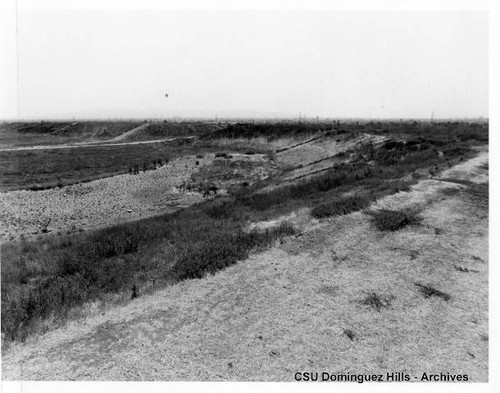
top-left (1, 152), bottom-right (488, 381)
top-left (0, 136), bottom-right (196, 152)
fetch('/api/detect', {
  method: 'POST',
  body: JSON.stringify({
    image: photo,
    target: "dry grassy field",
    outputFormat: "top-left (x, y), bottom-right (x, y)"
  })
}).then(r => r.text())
top-left (0, 119), bottom-right (488, 381)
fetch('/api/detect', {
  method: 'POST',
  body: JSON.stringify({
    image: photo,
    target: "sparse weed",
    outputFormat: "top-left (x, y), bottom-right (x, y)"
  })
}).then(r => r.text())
top-left (414, 283), bottom-right (451, 301)
top-left (361, 292), bottom-right (394, 311)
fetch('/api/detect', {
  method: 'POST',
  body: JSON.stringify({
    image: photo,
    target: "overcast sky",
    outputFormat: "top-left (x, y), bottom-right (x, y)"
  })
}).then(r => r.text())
top-left (7, 10), bottom-right (489, 119)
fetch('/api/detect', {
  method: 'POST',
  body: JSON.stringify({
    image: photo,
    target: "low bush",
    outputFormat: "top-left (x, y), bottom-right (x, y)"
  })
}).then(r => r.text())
top-left (368, 209), bottom-right (421, 231)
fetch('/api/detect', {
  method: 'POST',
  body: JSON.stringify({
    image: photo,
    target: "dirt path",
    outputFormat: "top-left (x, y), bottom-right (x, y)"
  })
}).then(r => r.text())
top-left (1, 153), bottom-right (488, 381)
top-left (437, 150), bottom-right (488, 184)
top-left (0, 136), bottom-right (195, 152)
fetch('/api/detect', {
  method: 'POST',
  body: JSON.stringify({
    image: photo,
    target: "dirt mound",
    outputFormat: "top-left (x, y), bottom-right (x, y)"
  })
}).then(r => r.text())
top-left (112, 124), bottom-right (150, 141)
top-left (0, 122), bottom-right (144, 148)
top-left (277, 133), bottom-right (388, 181)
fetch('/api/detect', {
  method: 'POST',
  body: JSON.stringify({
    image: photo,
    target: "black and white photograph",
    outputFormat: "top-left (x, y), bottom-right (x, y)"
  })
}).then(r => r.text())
top-left (0, 0), bottom-right (496, 390)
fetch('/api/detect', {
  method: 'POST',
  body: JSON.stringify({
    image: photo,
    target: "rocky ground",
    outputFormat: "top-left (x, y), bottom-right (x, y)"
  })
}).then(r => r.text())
top-left (0, 152), bottom-right (274, 243)
top-left (0, 157), bottom-right (205, 242)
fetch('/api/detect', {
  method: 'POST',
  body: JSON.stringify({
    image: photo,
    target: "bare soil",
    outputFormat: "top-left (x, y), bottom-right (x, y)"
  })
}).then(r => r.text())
top-left (0, 157), bottom-right (205, 242)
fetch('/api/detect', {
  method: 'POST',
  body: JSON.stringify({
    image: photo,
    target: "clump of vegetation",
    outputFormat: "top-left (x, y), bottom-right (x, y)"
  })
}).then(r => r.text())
top-left (181, 180), bottom-right (218, 197)
top-left (343, 329), bottom-right (356, 341)
top-left (130, 158), bottom-right (165, 174)
top-left (311, 195), bottom-right (370, 219)
top-left (172, 222), bottom-right (295, 280)
top-left (361, 292), bottom-right (394, 311)
top-left (454, 265), bottom-right (479, 273)
top-left (367, 209), bottom-right (421, 231)
top-left (414, 283), bottom-right (451, 301)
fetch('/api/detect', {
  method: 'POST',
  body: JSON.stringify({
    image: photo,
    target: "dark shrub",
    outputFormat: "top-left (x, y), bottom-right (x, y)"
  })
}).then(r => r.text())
top-left (368, 209), bottom-right (421, 231)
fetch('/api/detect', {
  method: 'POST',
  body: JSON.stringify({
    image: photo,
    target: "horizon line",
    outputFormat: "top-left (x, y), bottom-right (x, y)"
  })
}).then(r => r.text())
top-left (0, 116), bottom-right (489, 122)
